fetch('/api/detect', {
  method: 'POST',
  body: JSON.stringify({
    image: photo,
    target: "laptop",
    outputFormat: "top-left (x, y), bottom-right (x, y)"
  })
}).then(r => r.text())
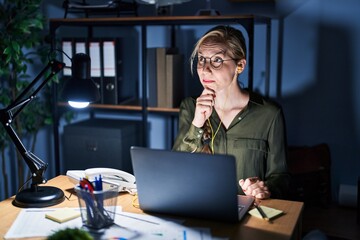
top-left (130, 146), bottom-right (254, 222)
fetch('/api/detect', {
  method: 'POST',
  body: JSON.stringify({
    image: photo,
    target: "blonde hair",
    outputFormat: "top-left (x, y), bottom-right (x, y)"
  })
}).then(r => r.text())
top-left (190, 25), bottom-right (246, 75)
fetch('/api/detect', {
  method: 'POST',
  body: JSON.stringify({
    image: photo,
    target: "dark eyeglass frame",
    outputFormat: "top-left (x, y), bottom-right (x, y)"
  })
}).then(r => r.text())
top-left (196, 55), bottom-right (235, 70)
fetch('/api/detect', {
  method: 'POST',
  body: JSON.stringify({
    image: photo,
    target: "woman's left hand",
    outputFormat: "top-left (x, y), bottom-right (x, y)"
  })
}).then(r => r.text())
top-left (239, 177), bottom-right (271, 199)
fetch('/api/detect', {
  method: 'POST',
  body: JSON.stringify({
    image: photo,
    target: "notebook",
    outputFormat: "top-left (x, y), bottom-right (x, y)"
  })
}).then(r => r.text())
top-left (130, 146), bottom-right (254, 222)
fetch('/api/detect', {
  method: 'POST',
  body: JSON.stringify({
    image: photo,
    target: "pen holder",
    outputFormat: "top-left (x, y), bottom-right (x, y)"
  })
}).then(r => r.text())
top-left (75, 183), bottom-right (119, 229)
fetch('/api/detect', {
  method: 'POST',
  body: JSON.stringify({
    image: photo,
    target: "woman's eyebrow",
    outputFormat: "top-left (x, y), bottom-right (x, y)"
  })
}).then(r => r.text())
top-left (198, 50), bottom-right (226, 57)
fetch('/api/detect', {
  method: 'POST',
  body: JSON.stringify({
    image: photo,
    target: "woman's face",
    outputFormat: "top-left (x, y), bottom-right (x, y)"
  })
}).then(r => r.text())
top-left (196, 42), bottom-right (238, 93)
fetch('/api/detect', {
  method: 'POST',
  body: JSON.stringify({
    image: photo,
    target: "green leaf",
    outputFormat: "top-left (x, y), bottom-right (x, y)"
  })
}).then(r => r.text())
top-left (11, 42), bottom-right (21, 54)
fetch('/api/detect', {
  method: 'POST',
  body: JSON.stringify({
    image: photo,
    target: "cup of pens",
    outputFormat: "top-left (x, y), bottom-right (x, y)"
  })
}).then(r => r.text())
top-left (75, 177), bottom-right (119, 229)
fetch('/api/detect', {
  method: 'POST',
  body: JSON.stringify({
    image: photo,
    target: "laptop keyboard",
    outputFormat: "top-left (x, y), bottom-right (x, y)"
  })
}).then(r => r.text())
top-left (238, 205), bottom-right (245, 214)
top-left (238, 204), bottom-right (247, 220)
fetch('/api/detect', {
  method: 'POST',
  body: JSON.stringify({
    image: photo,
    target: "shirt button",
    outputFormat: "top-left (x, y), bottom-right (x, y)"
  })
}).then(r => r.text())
top-left (197, 134), bottom-right (201, 138)
top-left (199, 130), bottom-right (203, 133)
top-left (238, 117), bottom-right (242, 120)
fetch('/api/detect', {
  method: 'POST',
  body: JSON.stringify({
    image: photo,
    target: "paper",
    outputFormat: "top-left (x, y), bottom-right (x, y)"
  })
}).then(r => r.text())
top-left (5, 208), bottom-right (83, 239)
top-left (5, 207), bottom-right (212, 240)
top-left (45, 208), bottom-right (81, 223)
top-left (248, 206), bottom-right (283, 220)
top-left (112, 211), bottom-right (212, 240)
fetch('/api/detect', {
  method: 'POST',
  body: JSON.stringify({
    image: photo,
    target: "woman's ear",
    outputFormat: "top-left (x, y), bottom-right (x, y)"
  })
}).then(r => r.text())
top-left (236, 59), bottom-right (247, 74)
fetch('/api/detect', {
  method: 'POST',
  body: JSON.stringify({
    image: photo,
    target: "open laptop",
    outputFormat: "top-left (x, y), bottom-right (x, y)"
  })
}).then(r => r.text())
top-left (130, 146), bottom-right (254, 222)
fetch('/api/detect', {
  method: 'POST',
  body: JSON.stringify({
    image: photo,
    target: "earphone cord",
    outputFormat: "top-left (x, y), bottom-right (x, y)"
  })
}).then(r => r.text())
top-left (207, 92), bottom-right (229, 154)
top-left (208, 118), bottom-right (222, 154)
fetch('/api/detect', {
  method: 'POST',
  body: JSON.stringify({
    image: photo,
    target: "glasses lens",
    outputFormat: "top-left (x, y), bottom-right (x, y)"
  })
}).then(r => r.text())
top-left (197, 56), bottom-right (205, 68)
top-left (210, 56), bottom-right (223, 69)
top-left (196, 56), bottom-right (228, 69)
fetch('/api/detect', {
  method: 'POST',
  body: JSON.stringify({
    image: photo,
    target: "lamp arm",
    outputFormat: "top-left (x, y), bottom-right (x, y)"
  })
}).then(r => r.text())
top-left (8, 60), bottom-right (65, 120)
top-left (0, 59), bottom-right (65, 185)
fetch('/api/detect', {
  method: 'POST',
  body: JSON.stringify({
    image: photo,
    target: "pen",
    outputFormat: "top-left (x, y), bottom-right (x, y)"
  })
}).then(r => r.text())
top-left (255, 205), bottom-right (270, 222)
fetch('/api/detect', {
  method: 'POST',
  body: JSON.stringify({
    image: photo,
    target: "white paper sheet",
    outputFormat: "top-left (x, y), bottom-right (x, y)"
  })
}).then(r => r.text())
top-left (5, 207), bottom-right (212, 240)
top-left (4, 208), bottom-right (83, 239)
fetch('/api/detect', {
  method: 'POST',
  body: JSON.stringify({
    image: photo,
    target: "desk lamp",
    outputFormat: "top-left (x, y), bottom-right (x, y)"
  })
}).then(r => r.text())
top-left (0, 52), bottom-right (100, 208)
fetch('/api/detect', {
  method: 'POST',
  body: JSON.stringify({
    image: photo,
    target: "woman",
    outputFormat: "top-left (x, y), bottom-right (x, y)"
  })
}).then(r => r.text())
top-left (172, 25), bottom-right (290, 199)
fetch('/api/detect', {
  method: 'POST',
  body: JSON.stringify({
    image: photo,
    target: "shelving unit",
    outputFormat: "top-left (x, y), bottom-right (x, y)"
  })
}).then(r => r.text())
top-left (49, 15), bottom-right (271, 175)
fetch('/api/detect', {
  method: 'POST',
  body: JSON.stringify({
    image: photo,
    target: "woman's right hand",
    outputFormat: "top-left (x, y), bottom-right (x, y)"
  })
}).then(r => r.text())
top-left (192, 88), bottom-right (216, 128)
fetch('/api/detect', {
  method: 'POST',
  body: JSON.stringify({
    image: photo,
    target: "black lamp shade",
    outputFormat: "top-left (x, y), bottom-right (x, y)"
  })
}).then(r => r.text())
top-left (62, 53), bottom-right (100, 103)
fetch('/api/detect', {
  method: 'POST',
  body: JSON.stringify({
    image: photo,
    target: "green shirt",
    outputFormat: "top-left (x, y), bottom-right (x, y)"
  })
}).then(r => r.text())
top-left (172, 91), bottom-right (290, 199)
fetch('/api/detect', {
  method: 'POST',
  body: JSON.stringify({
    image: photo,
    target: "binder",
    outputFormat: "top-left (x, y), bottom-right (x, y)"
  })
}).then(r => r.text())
top-left (75, 39), bottom-right (86, 54)
top-left (62, 37), bottom-right (123, 105)
top-left (89, 40), bottom-right (102, 104)
top-left (61, 39), bottom-right (73, 76)
top-left (101, 39), bottom-right (118, 104)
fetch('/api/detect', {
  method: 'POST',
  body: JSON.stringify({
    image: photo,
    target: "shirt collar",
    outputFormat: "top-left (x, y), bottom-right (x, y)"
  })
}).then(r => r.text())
top-left (246, 89), bottom-right (264, 106)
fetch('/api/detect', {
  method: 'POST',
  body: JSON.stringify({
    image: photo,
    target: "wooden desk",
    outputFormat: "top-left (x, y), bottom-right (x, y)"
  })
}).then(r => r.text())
top-left (0, 176), bottom-right (303, 240)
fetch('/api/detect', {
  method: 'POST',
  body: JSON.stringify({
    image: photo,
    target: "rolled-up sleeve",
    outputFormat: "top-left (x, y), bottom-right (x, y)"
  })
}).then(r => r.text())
top-left (172, 98), bottom-right (205, 153)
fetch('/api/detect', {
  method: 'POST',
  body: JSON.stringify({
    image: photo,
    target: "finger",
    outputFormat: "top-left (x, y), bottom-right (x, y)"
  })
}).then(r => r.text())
top-left (196, 96), bottom-right (214, 108)
top-left (255, 190), bottom-right (270, 199)
top-left (203, 87), bottom-right (215, 95)
top-left (255, 192), bottom-right (266, 199)
top-left (251, 187), bottom-right (263, 197)
top-left (242, 177), bottom-right (258, 191)
top-left (248, 177), bottom-right (259, 183)
top-left (239, 179), bottom-right (245, 187)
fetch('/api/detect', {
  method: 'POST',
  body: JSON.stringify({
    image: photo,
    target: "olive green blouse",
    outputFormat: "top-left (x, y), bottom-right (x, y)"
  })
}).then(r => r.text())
top-left (172, 90), bottom-right (290, 199)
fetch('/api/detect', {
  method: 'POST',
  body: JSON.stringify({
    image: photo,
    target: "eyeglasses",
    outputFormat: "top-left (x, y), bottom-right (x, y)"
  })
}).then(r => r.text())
top-left (196, 55), bottom-right (234, 70)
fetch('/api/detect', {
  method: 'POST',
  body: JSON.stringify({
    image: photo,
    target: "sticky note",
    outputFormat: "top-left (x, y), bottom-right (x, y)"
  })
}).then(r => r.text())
top-left (45, 208), bottom-right (81, 223)
top-left (248, 205), bottom-right (283, 220)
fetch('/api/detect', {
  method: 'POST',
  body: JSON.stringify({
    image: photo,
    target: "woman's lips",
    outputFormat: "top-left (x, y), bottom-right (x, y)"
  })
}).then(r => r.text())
top-left (202, 79), bottom-right (215, 84)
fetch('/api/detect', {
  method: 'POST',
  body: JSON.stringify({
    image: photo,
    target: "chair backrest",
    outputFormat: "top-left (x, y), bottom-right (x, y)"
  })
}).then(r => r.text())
top-left (287, 143), bottom-right (331, 207)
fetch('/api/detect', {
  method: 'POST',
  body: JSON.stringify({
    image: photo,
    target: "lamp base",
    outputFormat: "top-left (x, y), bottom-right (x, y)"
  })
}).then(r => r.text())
top-left (13, 186), bottom-right (65, 208)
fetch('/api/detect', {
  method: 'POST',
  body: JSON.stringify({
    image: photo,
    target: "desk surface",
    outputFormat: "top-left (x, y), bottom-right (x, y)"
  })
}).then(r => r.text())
top-left (0, 176), bottom-right (303, 240)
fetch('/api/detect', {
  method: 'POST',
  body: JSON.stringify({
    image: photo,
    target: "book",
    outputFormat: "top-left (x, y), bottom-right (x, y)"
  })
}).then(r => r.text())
top-left (147, 48), bottom-right (159, 107)
top-left (165, 53), bottom-right (184, 108)
top-left (156, 48), bottom-right (167, 108)
top-left (147, 47), bottom-right (178, 108)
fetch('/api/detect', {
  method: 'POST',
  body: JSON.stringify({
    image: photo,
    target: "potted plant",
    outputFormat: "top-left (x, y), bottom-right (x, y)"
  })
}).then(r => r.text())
top-left (0, 0), bottom-right (57, 199)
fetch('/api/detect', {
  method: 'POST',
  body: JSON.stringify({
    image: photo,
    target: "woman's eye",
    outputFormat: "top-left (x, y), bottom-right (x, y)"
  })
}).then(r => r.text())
top-left (198, 56), bottom-right (205, 62)
top-left (213, 57), bottom-right (223, 63)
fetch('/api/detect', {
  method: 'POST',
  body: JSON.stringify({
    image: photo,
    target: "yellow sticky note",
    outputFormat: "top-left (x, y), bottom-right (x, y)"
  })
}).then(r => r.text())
top-left (248, 206), bottom-right (283, 220)
top-left (45, 208), bottom-right (81, 223)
